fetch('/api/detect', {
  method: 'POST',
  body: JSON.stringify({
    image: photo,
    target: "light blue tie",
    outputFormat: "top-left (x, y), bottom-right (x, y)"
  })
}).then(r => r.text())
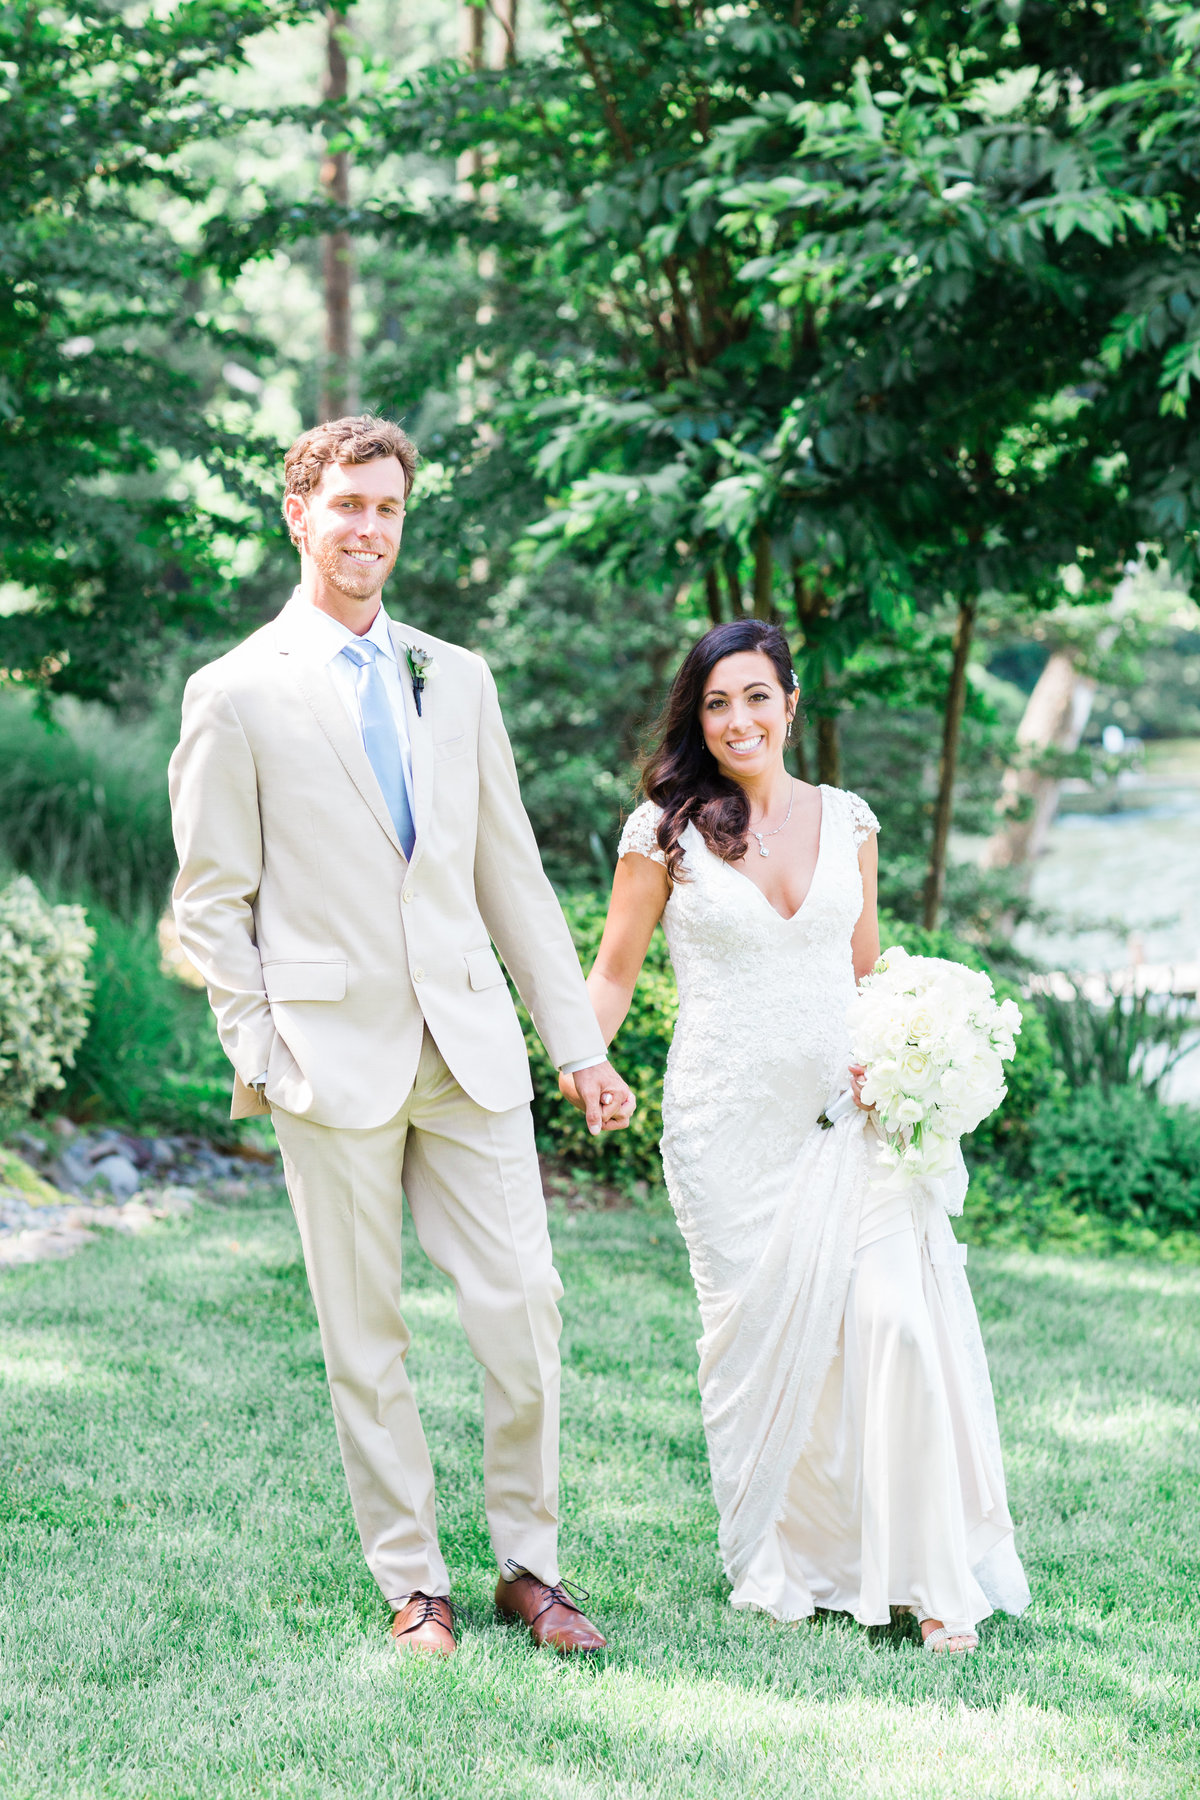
top-left (340, 640), bottom-right (416, 858)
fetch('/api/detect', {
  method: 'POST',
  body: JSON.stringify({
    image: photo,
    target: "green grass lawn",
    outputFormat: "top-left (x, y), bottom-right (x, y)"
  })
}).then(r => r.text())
top-left (0, 1187), bottom-right (1196, 1800)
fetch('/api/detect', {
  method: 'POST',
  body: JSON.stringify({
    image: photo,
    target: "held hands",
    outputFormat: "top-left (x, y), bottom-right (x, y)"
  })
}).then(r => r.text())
top-left (849, 1063), bottom-right (872, 1111)
top-left (559, 1061), bottom-right (637, 1137)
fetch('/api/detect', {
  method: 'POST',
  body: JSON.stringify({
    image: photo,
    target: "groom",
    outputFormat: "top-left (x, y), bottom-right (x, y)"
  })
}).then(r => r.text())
top-left (169, 414), bottom-right (634, 1658)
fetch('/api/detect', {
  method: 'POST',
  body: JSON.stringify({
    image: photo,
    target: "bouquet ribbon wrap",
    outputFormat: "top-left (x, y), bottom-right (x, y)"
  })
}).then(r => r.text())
top-left (823, 1083), bottom-right (969, 1253)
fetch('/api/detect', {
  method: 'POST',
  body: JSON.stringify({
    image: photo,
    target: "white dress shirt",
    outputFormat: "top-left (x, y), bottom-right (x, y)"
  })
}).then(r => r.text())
top-left (259, 593), bottom-right (605, 1084)
top-left (282, 590), bottom-right (416, 820)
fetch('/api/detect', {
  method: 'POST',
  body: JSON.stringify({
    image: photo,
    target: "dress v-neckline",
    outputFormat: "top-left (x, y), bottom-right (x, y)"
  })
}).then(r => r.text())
top-left (705, 785), bottom-right (827, 924)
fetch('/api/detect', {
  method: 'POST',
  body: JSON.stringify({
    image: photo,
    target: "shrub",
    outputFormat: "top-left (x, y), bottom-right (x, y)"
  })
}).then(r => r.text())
top-left (1028, 1084), bottom-right (1200, 1238)
top-left (57, 905), bottom-right (239, 1139)
top-left (0, 874), bottom-right (94, 1122)
top-left (520, 890), bottom-right (676, 1187)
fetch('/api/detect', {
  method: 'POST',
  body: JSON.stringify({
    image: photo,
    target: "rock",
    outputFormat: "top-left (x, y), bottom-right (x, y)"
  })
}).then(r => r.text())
top-left (153, 1186), bottom-right (194, 1218)
top-left (87, 1153), bottom-right (141, 1202)
top-left (87, 1130), bottom-right (127, 1156)
top-left (50, 1116), bottom-right (77, 1138)
top-left (0, 1146), bottom-right (74, 1208)
top-left (52, 1143), bottom-right (92, 1193)
top-left (210, 1178), bottom-right (252, 1204)
top-left (109, 1201), bottom-right (156, 1233)
top-left (0, 1225), bottom-right (93, 1266)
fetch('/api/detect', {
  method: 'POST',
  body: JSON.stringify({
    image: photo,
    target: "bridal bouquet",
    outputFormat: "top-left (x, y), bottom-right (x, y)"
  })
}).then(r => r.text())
top-left (843, 946), bottom-right (1022, 1182)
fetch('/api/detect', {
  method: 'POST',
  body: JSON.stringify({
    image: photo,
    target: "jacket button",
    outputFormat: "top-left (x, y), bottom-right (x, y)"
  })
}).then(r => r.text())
top-left (412, 966), bottom-right (425, 983)
top-left (402, 888), bottom-right (413, 903)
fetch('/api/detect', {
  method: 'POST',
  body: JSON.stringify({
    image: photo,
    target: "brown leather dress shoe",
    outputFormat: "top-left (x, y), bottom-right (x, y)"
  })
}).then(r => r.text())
top-left (495, 1567), bottom-right (607, 1654)
top-left (391, 1592), bottom-right (456, 1657)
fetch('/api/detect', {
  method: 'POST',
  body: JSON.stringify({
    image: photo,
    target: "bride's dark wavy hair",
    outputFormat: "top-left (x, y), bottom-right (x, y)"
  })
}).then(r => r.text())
top-left (641, 620), bottom-right (799, 881)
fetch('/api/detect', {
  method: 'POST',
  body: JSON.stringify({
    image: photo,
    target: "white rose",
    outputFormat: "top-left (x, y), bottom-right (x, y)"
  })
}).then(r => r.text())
top-left (906, 1006), bottom-right (937, 1046)
top-left (897, 1046), bottom-right (936, 1093)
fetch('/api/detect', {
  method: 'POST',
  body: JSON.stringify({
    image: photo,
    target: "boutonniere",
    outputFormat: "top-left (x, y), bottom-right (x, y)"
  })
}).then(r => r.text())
top-left (403, 645), bottom-right (437, 716)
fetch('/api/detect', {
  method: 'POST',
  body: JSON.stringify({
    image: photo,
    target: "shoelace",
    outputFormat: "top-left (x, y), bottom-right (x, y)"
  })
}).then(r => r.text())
top-left (396, 1591), bottom-right (456, 1636)
top-left (505, 1560), bottom-right (590, 1623)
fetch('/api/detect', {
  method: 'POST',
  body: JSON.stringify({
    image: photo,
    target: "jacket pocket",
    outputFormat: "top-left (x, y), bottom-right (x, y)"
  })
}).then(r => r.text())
top-left (262, 960), bottom-right (348, 1003)
top-left (464, 946), bottom-right (505, 992)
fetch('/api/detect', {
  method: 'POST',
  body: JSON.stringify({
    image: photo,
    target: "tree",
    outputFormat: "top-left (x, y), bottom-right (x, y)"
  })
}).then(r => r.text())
top-left (319, 3), bottom-right (358, 419)
top-left (227, 0), bottom-right (1195, 916)
top-left (712, 15), bottom-right (1200, 913)
top-left (0, 0), bottom-right (311, 704)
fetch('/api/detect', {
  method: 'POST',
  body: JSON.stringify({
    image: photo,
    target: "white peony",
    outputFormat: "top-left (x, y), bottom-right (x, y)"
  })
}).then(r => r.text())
top-left (846, 948), bottom-right (1021, 1185)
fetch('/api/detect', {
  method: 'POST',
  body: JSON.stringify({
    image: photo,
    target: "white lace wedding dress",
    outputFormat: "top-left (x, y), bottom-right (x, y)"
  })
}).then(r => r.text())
top-left (618, 785), bottom-right (1030, 1632)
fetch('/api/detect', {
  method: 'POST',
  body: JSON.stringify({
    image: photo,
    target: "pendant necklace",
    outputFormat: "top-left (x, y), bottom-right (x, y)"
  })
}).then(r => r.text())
top-left (750, 780), bottom-right (795, 859)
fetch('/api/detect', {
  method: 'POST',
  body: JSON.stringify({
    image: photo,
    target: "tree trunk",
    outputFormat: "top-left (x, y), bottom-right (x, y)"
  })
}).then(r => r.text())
top-left (982, 647), bottom-right (1097, 880)
top-left (704, 566), bottom-right (724, 626)
top-left (816, 712), bottom-right (840, 786)
top-left (789, 561), bottom-right (838, 784)
top-left (494, 0), bottom-right (518, 63)
top-left (752, 526), bottom-right (773, 620)
top-left (319, 7), bottom-right (357, 421)
top-left (461, 0), bottom-right (485, 176)
top-left (722, 542), bottom-right (743, 616)
top-left (922, 599), bottom-right (976, 931)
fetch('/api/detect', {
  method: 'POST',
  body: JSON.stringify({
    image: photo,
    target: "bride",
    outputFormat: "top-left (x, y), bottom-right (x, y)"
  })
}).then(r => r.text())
top-left (564, 619), bottom-right (1030, 1652)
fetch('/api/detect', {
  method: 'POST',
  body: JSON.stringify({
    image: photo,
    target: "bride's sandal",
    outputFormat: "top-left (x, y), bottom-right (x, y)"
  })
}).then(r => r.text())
top-left (921, 1622), bottom-right (978, 1655)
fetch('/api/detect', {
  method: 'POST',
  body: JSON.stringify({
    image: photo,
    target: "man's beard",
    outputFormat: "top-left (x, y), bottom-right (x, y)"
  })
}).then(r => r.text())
top-left (310, 527), bottom-right (397, 601)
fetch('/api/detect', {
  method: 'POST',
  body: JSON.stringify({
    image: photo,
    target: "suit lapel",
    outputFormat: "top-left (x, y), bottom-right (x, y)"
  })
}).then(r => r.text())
top-left (390, 621), bottom-right (434, 871)
top-left (273, 614), bottom-right (405, 859)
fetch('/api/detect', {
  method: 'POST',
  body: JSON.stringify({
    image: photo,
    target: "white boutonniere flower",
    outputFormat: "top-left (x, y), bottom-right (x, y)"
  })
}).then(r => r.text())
top-left (403, 645), bottom-right (438, 715)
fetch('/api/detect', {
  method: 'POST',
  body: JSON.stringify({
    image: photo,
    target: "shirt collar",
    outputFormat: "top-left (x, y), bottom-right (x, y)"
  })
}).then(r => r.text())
top-left (284, 589), bottom-right (397, 666)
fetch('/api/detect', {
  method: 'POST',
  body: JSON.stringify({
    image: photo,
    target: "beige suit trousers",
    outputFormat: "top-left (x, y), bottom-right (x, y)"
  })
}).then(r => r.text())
top-left (272, 1029), bottom-right (562, 1606)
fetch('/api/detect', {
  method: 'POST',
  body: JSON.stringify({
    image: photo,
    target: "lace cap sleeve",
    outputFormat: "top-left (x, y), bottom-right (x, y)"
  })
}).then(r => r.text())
top-left (617, 801), bottom-right (667, 866)
top-left (844, 790), bottom-right (881, 849)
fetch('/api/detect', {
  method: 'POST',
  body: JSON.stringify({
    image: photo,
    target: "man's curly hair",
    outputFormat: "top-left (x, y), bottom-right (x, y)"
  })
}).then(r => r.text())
top-left (282, 414), bottom-right (418, 546)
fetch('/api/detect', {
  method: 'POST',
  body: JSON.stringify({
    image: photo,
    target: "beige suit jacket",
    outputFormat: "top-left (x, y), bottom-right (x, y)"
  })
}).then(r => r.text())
top-left (168, 603), bottom-right (605, 1128)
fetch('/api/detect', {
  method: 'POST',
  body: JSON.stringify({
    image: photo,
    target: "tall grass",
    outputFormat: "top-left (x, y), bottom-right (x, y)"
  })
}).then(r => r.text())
top-left (1032, 981), bottom-right (1196, 1094)
top-left (55, 904), bottom-right (236, 1138)
top-left (0, 687), bottom-right (244, 1137)
top-left (0, 691), bottom-right (177, 918)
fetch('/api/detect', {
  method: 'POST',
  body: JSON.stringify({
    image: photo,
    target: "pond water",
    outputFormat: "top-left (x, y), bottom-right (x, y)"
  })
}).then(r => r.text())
top-left (1011, 738), bottom-right (1200, 1102)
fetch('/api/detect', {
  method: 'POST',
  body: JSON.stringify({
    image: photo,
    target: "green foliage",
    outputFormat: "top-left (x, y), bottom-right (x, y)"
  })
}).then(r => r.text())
top-left (1033, 983), bottom-right (1195, 1096)
top-left (0, 0), bottom-right (306, 703)
top-left (1028, 1085), bottom-right (1200, 1239)
top-left (478, 571), bottom-right (680, 884)
top-left (0, 874), bottom-right (94, 1121)
top-left (839, 616), bottom-right (1028, 934)
top-left (518, 892), bottom-right (676, 1187)
top-left (58, 907), bottom-right (236, 1140)
top-left (0, 693), bottom-right (178, 917)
